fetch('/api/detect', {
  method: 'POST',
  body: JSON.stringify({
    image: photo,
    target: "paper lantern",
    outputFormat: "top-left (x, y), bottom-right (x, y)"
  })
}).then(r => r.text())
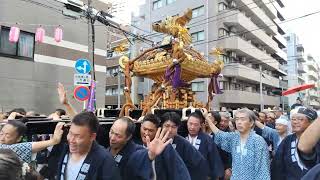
top-left (35, 27), bottom-right (45, 43)
top-left (54, 26), bottom-right (63, 42)
top-left (9, 26), bottom-right (20, 43)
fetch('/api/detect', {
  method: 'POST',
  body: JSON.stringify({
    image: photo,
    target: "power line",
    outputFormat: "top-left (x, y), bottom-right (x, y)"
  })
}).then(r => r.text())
top-left (193, 9), bottom-right (320, 46)
top-left (141, 0), bottom-right (277, 38)
top-left (20, 0), bottom-right (62, 13)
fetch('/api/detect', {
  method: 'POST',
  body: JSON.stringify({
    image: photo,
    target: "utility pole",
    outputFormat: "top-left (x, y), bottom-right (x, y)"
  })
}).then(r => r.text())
top-left (87, 0), bottom-right (95, 80)
top-left (279, 76), bottom-right (284, 110)
top-left (117, 66), bottom-right (121, 109)
top-left (260, 65), bottom-right (264, 111)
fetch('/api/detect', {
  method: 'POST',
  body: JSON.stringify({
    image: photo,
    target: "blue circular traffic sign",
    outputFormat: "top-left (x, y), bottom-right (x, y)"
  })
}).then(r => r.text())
top-left (74, 86), bottom-right (90, 101)
top-left (75, 58), bottom-right (91, 74)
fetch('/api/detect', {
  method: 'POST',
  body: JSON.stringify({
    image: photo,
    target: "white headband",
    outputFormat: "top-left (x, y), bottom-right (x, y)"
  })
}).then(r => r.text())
top-left (276, 117), bottom-right (289, 126)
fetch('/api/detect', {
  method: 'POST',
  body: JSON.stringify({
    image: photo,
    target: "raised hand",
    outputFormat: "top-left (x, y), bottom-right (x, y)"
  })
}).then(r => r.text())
top-left (57, 82), bottom-right (68, 105)
top-left (51, 122), bottom-right (65, 145)
top-left (146, 128), bottom-right (173, 160)
top-left (201, 108), bottom-right (209, 118)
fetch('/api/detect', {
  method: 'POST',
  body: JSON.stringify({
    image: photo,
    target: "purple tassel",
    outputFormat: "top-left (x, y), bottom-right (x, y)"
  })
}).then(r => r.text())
top-left (165, 63), bottom-right (188, 89)
top-left (212, 74), bottom-right (223, 94)
top-left (86, 80), bottom-right (96, 112)
top-left (165, 67), bottom-right (171, 82)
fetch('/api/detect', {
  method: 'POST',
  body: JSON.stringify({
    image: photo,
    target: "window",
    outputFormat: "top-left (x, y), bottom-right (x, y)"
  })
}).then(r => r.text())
top-left (166, 0), bottom-right (176, 5)
top-left (222, 55), bottom-right (230, 64)
top-left (192, 6), bottom-right (204, 18)
top-left (218, 2), bottom-right (227, 12)
top-left (106, 66), bottom-right (121, 77)
top-left (112, 88), bottom-right (117, 95)
top-left (0, 26), bottom-right (35, 60)
top-left (191, 31), bottom-right (205, 42)
top-left (106, 89), bottom-right (112, 96)
top-left (153, 0), bottom-right (163, 10)
top-left (106, 50), bottom-right (113, 58)
top-left (218, 28), bottom-right (229, 38)
top-left (192, 81), bottom-right (205, 92)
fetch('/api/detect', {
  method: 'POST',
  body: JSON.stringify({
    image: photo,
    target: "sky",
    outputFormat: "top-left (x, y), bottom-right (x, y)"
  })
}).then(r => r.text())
top-left (103, 0), bottom-right (320, 60)
top-left (281, 0), bottom-right (320, 60)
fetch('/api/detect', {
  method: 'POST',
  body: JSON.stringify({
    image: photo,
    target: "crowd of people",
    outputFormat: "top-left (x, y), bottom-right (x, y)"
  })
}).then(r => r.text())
top-left (1, 84), bottom-right (320, 180)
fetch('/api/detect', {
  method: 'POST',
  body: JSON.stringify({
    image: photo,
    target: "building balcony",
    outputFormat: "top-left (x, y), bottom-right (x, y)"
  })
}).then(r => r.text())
top-left (310, 100), bottom-right (320, 108)
top-left (223, 10), bottom-right (278, 53)
top-left (297, 54), bottom-right (306, 63)
top-left (308, 71), bottom-right (318, 81)
top-left (217, 90), bottom-right (280, 106)
top-left (298, 75), bottom-right (305, 83)
top-left (232, 0), bottom-right (277, 35)
top-left (217, 36), bottom-right (280, 71)
top-left (255, 0), bottom-right (277, 20)
top-left (222, 63), bottom-right (280, 87)
top-left (105, 76), bottom-right (125, 86)
top-left (309, 89), bottom-right (318, 98)
top-left (274, 34), bottom-right (286, 48)
top-left (274, 48), bottom-right (287, 63)
top-left (297, 63), bottom-right (306, 73)
top-left (307, 63), bottom-right (318, 72)
top-left (105, 95), bottom-right (125, 105)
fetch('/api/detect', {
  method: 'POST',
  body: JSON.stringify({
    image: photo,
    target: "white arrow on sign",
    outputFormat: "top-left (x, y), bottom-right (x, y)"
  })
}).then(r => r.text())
top-left (76, 61), bottom-right (88, 73)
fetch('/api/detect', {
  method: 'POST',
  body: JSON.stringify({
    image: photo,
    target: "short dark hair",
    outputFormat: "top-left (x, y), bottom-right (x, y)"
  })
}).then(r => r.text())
top-left (117, 117), bottom-right (136, 138)
top-left (209, 111), bottom-right (221, 124)
top-left (0, 149), bottom-right (22, 180)
top-left (8, 108), bottom-right (26, 115)
top-left (161, 112), bottom-right (181, 127)
top-left (72, 112), bottom-right (99, 133)
top-left (188, 112), bottom-right (205, 124)
top-left (55, 109), bottom-right (66, 116)
top-left (6, 120), bottom-right (27, 138)
top-left (143, 114), bottom-right (161, 128)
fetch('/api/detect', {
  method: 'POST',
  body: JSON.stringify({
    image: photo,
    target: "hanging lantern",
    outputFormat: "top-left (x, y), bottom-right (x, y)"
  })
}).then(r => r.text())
top-left (54, 26), bottom-right (63, 42)
top-left (9, 26), bottom-right (20, 43)
top-left (35, 26), bottom-right (45, 43)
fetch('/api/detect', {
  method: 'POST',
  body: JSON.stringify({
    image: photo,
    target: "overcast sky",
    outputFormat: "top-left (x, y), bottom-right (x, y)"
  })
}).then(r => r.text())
top-left (282, 0), bottom-right (320, 59)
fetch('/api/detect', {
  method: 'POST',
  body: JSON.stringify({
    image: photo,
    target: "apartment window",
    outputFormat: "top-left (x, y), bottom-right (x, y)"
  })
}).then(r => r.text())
top-left (0, 26), bottom-right (35, 60)
top-left (192, 81), bottom-right (205, 92)
top-left (229, 1), bottom-right (236, 8)
top-left (192, 6), bottom-right (204, 18)
top-left (191, 31), bottom-right (205, 42)
top-left (218, 28), bottom-right (229, 38)
top-left (106, 66), bottom-right (121, 77)
top-left (222, 55), bottom-right (230, 64)
top-left (106, 50), bottom-right (113, 58)
top-left (218, 2), bottom-right (227, 12)
top-left (111, 88), bottom-right (117, 95)
top-left (153, 0), bottom-right (163, 10)
top-left (106, 89), bottom-right (112, 96)
top-left (166, 0), bottom-right (176, 5)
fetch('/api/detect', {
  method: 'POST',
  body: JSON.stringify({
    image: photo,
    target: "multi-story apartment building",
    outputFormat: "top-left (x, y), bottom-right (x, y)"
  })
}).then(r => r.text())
top-left (303, 55), bottom-right (320, 108)
top-left (0, 0), bottom-right (119, 114)
top-left (284, 33), bottom-right (307, 107)
top-left (126, 0), bottom-right (287, 110)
